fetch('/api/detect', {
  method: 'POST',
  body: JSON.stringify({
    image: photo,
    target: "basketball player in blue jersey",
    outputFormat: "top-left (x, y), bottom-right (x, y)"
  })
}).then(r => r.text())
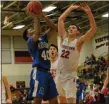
top-left (22, 10), bottom-right (58, 104)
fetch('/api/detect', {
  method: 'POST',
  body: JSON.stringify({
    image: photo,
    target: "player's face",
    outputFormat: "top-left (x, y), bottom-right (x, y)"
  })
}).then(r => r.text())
top-left (49, 46), bottom-right (58, 58)
top-left (27, 28), bottom-right (34, 37)
top-left (68, 25), bottom-right (79, 37)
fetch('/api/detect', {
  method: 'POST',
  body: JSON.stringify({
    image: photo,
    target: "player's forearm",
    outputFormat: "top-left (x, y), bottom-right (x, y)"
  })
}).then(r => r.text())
top-left (34, 18), bottom-right (40, 35)
top-left (33, 18), bottom-right (40, 41)
top-left (42, 13), bottom-right (57, 30)
top-left (87, 11), bottom-right (96, 33)
top-left (6, 85), bottom-right (12, 100)
top-left (3, 76), bottom-right (12, 100)
top-left (59, 5), bottom-right (75, 21)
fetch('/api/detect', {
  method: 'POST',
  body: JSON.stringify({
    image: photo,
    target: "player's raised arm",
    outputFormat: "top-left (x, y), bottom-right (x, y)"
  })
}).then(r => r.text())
top-left (77, 3), bottom-right (96, 45)
top-left (27, 10), bottom-right (41, 42)
top-left (25, 1), bottom-right (42, 42)
top-left (32, 17), bottom-right (40, 41)
top-left (58, 5), bottom-right (80, 43)
top-left (2, 76), bottom-right (12, 104)
top-left (40, 12), bottom-right (57, 31)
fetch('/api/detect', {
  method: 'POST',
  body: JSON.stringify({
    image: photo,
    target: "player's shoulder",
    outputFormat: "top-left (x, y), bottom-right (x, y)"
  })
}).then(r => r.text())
top-left (27, 36), bottom-right (38, 44)
top-left (74, 38), bottom-right (78, 43)
top-left (27, 36), bottom-right (33, 42)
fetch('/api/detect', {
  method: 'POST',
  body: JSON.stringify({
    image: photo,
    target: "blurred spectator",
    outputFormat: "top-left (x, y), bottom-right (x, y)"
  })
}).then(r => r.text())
top-left (95, 89), bottom-right (105, 104)
top-left (84, 92), bottom-right (95, 104)
top-left (93, 74), bottom-right (101, 85)
top-left (101, 83), bottom-right (109, 104)
top-left (78, 54), bottom-right (108, 104)
top-left (84, 56), bottom-right (91, 65)
top-left (76, 78), bottom-right (86, 103)
top-left (90, 54), bottom-right (96, 65)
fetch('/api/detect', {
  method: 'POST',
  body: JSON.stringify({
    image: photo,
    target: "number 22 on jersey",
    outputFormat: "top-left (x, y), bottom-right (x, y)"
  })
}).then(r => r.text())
top-left (60, 50), bottom-right (70, 59)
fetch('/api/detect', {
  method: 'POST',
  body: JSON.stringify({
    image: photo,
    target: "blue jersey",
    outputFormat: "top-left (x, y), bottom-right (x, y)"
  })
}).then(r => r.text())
top-left (27, 33), bottom-right (50, 71)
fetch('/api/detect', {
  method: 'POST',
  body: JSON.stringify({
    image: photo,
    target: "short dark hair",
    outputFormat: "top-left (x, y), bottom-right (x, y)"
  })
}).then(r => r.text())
top-left (49, 44), bottom-right (58, 52)
top-left (70, 24), bottom-right (81, 32)
top-left (23, 28), bottom-right (28, 41)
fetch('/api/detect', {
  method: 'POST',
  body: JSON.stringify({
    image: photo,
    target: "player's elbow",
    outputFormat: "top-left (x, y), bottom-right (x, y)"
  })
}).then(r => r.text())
top-left (32, 33), bottom-right (40, 41)
top-left (58, 16), bottom-right (62, 21)
top-left (90, 25), bottom-right (97, 35)
top-left (58, 16), bottom-right (64, 22)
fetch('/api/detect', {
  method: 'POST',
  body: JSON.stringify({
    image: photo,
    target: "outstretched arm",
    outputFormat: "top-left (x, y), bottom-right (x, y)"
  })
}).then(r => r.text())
top-left (58, 5), bottom-right (80, 44)
top-left (77, 3), bottom-right (96, 48)
top-left (32, 17), bottom-right (40, 41)
top-left (27, 8), bottom-right (41, 42)
top-left (41, 12), bottom-right (57, 31)
top-left (2, 76), bottom-right (12, 103)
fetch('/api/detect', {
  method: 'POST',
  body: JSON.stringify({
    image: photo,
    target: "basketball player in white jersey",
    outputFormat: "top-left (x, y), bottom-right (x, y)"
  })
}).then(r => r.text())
top-left (58, 3), bottom-right (96, 103)
top-left (2, 76), bottom-right (12, 104)
top-left (49, 44), bottom-right (58, 79)
top-left (49, 44), bottom-right (67, 103)
top-left (41, 44), bottom-right (59, 104)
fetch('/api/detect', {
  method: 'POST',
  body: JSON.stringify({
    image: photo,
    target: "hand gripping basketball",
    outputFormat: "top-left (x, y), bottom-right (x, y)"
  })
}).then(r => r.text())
top-left (26, 1), bottom-right (43, 16)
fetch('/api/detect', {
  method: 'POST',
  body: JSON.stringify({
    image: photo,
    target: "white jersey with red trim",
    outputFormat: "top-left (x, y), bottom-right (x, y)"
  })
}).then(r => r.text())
top-left (50, 58), bottom-right (58, 79)
top-left (57, 38), bottom-right (80, 80)
top-left (51, 58), bottom-right (58, 70)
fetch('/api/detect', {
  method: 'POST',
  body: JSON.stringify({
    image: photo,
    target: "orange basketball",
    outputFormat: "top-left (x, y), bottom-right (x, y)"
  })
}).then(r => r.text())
top-left (26, 1), bottom-right (42, 15)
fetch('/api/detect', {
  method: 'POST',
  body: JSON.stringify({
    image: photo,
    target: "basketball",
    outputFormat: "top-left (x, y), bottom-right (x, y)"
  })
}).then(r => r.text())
top-left (26, 1), bottom-right (42, 15)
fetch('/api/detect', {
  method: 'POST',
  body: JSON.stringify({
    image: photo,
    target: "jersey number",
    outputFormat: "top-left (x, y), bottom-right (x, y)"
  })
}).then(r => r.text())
top-left (61, 50), bottom-right (70, 59)
top-left (41, 50), bottom-right (49, 60)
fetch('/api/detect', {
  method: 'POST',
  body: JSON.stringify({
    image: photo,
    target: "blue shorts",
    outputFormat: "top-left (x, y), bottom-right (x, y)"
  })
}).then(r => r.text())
top-left (28, 69), bottom-right (58, 101)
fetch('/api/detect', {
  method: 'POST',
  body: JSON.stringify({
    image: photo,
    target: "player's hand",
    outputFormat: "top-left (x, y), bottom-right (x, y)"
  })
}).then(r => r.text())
top-left (6, 99), bottom-right (12, 104)
top-left (26, 8), bottom-right (37, 17)
top-left (26, 8), bottom-right (42, 18)
top-left (50, 69), bottom-right (56, 78)
top-left (38, 11), bottom-right (45, 18)
top-left (70, 4), bottom-right (80, 10)
top-left (79, 3), bottom-right (91, 14)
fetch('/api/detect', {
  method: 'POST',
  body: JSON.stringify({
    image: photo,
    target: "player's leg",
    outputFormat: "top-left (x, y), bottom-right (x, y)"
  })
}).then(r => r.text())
top-left (28, 69), bottom-right (35, 100)
top-left (45, 73), bottom-right (58, 104)
top-left (34, 97), bottom-right (42, 104)
top-left (29, 69), bottom-right (48, 104)
top-left (42, 100), bottom-right (49, 104)
top-left (58, 96), bottom-right (67, 103)
top-left (49, 97), bottom-right (58, 104)
top-left (64, 78), bottom-right (77, 104)
top-left (56, 78), bottom-right (67, 103)
top-left (67, 97), bottom-right (76, 103)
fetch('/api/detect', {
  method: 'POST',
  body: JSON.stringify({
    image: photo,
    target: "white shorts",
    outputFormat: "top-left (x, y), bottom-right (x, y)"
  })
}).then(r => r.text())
top-left (56, 78), bottom-right (76, 99)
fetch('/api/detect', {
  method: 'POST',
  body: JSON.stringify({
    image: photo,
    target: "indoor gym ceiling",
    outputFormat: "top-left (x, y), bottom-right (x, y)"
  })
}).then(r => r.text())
top-left (1, 1), bottom-right (109, 33)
